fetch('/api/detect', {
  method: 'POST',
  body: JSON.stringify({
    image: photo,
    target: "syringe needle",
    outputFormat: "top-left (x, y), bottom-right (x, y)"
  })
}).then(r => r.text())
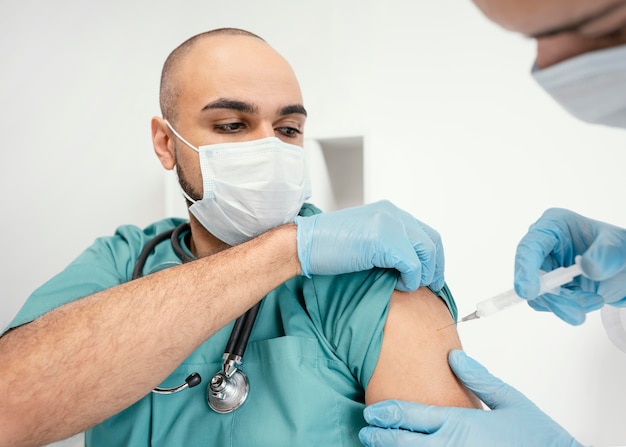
top-left (438, 310), bottom-right (481, 331)
top-left (437, 310), bottom-right (483, 331)
top-left (459, 311), bottom-right (479, 323)
top-left (436, 321), bottom-right (457, 331)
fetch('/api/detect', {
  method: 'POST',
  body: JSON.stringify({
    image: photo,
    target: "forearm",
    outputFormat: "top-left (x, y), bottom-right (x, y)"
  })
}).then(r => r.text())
top-left (0, 224), bottom-right (299, 447)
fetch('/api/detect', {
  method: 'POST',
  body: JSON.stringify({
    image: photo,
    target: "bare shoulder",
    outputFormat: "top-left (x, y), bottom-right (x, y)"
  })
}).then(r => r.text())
top-left (365, 286), bottom-right (480, 408)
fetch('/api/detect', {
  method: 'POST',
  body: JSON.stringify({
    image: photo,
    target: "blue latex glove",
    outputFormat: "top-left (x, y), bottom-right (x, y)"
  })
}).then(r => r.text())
top-left (294, 200), bottom-right (444, 292)
top-left (515, 208), bottom-right (626, 325)
top-left (359, 350), bottom-right (583, 447)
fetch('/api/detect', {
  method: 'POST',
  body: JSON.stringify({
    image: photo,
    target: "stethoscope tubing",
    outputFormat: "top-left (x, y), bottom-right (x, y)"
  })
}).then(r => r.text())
top-left (132, 222), bottom-right (259, 406)
top-left (226, 301), bottom-right (261, 358)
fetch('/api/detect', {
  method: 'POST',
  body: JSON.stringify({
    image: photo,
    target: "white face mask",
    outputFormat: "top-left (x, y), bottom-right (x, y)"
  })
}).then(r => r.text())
top-left (165, 121), bottom-right (311, 246)
top-left (532, 44), bottom-right (626, 128)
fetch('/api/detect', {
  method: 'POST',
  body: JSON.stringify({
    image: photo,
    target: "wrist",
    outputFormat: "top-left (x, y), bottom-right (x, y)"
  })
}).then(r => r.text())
top-left (264, 222), bottom-right (301, 277)
top-left (293, 215), bottom-right (314, 278)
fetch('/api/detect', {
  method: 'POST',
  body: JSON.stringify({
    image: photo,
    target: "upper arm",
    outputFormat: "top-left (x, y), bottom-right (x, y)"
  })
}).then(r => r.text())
top-left (365, 286), bottom-right (481, 408)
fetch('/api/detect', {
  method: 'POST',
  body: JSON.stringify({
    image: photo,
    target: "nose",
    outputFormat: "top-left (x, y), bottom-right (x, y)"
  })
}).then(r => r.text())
top-left (250, 121), bottom-right (276, 140)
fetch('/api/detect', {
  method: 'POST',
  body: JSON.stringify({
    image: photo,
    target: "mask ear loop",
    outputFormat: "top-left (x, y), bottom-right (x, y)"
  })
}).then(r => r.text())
top-left (164, 120), bottom-right (200, 153)
top-left (179, 185), bottom-right (197, 205)
top-left (165, 120), bottom-right (200, 204)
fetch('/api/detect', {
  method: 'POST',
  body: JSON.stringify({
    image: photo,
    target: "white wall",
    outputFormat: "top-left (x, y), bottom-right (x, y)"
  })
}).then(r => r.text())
top-left (1, 1), bottom-right (625, 446)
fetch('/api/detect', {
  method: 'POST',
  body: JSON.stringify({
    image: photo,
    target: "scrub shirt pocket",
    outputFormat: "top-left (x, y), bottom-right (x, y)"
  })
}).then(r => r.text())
top-left (229, 335), bottom-right (354, 446)
top-left (150, 336), bottom-right (362, 446)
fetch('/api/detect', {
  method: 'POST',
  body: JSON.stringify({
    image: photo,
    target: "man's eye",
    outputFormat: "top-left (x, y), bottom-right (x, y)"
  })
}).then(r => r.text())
top-left (215, 123), bottom-right (245, 132)
top-left (276, 127), bottom-right (302, 138)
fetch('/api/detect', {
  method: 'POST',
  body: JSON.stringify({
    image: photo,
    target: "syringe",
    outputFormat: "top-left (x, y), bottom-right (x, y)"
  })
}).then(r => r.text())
top-left (457, 255), bottom-right (584, 324)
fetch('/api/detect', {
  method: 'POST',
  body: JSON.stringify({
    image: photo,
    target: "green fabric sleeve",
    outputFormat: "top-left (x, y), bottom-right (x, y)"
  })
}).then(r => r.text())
top-left (305, 270), bottom-right (458, 391)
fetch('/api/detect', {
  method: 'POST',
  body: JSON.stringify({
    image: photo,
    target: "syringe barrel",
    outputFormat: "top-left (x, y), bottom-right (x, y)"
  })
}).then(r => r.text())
top-left (476, 289), bottom-right (524, 318)
top-left (538, 258), bottom-right (583, 294)
top-left (471, 256), bottom-right (583, 321)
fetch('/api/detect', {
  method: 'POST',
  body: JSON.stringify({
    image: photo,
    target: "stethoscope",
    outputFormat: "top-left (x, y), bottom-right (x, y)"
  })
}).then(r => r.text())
top-left (132, 222), bottom-right (259, 413)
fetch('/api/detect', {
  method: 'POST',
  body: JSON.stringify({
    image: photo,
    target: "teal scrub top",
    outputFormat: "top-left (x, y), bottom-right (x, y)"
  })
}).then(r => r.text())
top-left (6, 204), bottom-right (457, 447)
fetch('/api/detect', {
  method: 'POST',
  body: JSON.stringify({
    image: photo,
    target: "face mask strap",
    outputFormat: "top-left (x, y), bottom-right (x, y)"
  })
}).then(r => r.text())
top-left (164, 120), bottom-right (200, 153)
top-left (181, 188), bottom-right (196, 204)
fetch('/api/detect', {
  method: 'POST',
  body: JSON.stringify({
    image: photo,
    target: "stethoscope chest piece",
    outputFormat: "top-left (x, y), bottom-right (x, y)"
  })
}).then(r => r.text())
top-left (207, 369), bottom-right (249, 413)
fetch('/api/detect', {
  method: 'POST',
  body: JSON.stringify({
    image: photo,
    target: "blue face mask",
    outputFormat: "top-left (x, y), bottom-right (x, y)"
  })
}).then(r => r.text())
top-left (165, 121), bottom-right (311, 246)
top-left (532, 44), bottom-right (626, 128)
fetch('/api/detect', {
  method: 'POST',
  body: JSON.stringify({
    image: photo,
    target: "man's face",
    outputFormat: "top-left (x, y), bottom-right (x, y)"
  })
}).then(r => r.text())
top-left (472, 0), bottom-right (626, 67)
top-left (170, 35), bottom-right (307, 201)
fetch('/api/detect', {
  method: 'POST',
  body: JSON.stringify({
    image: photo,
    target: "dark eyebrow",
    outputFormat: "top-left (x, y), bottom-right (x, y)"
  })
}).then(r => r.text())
top-left (202, 98), bottom-right (257, 114)
top-left (531, 2), bottom-right (626, 38)
top-left (279, 104), bottom-right (307, 117)
top-left (201, 98), bottom-right (307, 117)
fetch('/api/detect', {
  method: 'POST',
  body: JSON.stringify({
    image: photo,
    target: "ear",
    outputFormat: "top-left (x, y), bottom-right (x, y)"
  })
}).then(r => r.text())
top-left (151, 117), bottom-right (176, 170)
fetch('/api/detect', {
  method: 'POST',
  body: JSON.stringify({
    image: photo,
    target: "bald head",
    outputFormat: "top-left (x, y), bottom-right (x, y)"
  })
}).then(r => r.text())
top-left (151, 27), bottom-right (306, 199)
top-left (159, 28), bottom-right (266, 123)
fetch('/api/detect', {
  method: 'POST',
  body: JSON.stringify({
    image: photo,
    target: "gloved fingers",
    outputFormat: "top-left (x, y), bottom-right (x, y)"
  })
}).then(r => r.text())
top-left (388, 245), bottom-right (421, 292)
top-left (448, 350), bottom-right (526, 410)
top-left (586, 268), bottom-right (626, 305)
top-left (395, 272), bottom-right (418, 293)
top-left (411, 232), bottom-right (437, 290)
top-left (582, 228), bottom-right (626, 280)
top-left (295, 200), bottom-right (446, 292)
top-left (514, 208), bottom-right (591, 298)
top-left (388, 201), bottom-right (445, 291)
top-left (418, 223), bottom-right (445, 292)
top-left (359, 427), bottom-right (428, 447)
top-left (412, 222), bottom-right (444, 289)
top-left (368, 202), bottom-right (423, 291)
top-left (609, 297), bottom-right (626, 307)
top-left (363, 400), bottom-right (451, 433)
top-left (430, 251), bottom-right (446, 293)
top-left (571, 289), bottom-right (605, 313)
top-left (529, 293), bottom-right (587, 325)
top-left (535, 288), bottom-right (605, 324)
top-left (386, 219), bottom-right (445, 292)
top-left (399, 220), bottom-right (440, 291)
top-left (527, 297), bottom-right (550, 312)
top-left (515, 230), bottom-right (559, 299)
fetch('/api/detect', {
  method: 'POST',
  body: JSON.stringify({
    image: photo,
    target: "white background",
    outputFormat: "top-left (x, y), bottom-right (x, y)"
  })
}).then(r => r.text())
top-left (1, 1), bottom-right (625, 446)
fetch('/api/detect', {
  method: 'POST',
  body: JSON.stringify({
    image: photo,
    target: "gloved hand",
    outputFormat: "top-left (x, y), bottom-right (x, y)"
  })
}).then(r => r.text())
top-left (515, 207), bottom-right (626, 325)
top-left (359, 350), bottom-right (583, 447)
top-left (294, 200), bottom-right (444, 292)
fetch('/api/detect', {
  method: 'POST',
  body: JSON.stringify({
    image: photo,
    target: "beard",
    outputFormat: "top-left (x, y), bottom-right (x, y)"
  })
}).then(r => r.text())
top-left (174, 140), bottom-right (202, 204)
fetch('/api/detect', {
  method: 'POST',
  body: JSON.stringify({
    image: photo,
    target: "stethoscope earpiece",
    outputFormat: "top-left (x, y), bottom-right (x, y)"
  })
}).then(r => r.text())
top-left (152, 372), bottom-right (202, 395)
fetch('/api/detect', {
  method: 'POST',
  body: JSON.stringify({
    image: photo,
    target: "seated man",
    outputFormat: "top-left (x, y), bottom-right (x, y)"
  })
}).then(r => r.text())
top-left (0, 28), bottom-right (479, 446)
